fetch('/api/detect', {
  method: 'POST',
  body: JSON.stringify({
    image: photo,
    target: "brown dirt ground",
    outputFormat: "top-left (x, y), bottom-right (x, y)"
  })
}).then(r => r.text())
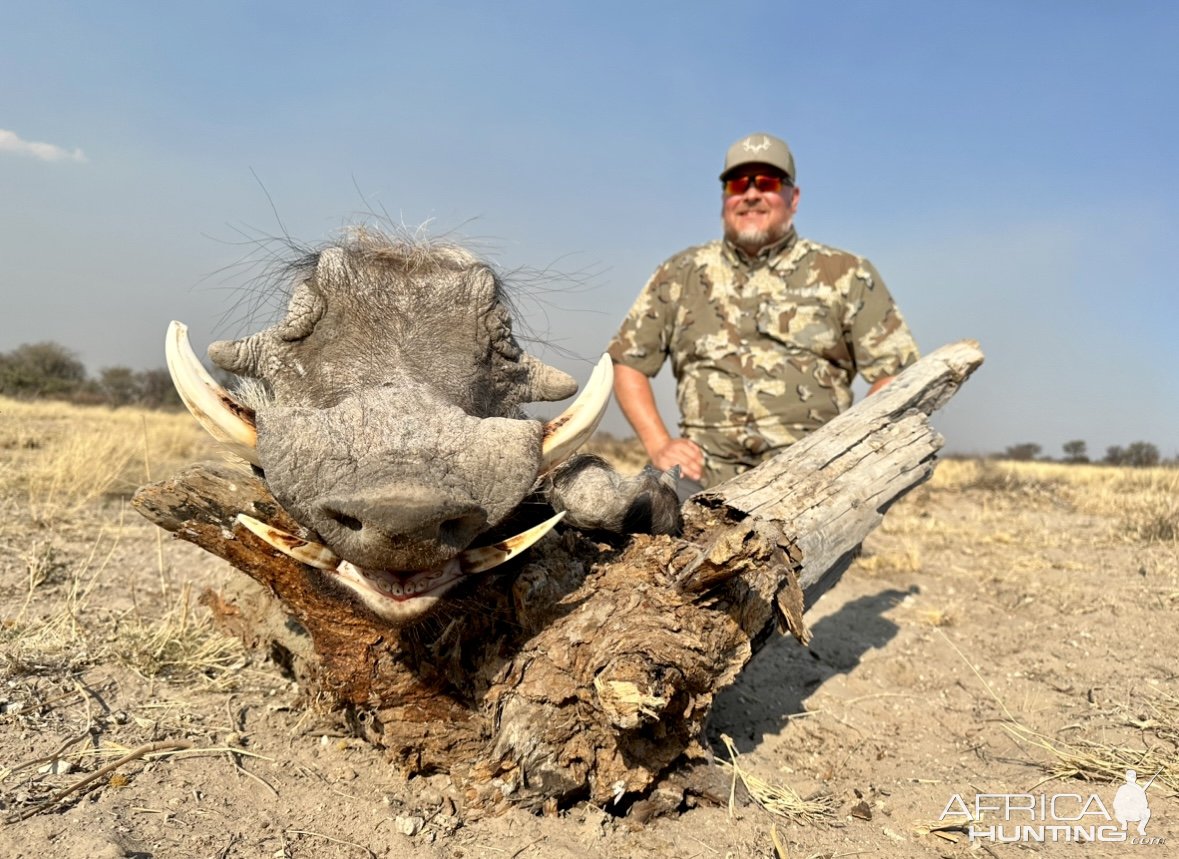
top-left (2, 451), bottom-right (1176, 858)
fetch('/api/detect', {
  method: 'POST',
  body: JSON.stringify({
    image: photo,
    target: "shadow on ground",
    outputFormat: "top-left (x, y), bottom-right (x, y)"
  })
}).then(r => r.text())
top-left (708, 586), bottom-right (913, 753)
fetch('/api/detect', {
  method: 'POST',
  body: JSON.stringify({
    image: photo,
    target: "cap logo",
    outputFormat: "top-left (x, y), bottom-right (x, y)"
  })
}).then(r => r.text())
top-left (742, 136), bottom-right (771, 154)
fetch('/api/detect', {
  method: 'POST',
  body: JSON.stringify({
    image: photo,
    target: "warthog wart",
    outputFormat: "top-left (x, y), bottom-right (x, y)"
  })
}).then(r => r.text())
top-left (167, 229), bottom-right (681, 623)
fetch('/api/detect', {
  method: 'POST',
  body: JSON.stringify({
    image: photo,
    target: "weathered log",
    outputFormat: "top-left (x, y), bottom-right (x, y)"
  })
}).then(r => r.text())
top-left (132, 340), bottom-right (983, 814)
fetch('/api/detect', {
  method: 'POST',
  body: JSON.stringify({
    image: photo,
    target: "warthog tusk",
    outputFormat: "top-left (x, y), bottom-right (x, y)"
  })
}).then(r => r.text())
top-left (539, 354), bottom-right (613, 474)
top-left (235, 514), bottom-right (340, 569)
top-left (234, 510), bottom-right (565, 577)
top-left (457, 511), bottom-right (566, 573)
top-left (166, 321), bottom-right (260, 467)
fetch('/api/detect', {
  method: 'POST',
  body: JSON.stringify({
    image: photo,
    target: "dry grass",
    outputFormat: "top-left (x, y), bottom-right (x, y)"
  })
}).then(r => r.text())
top-left (0, 395), bottom-right (218, 523)
top-left (1, 523), bottom-right (245, 688)
top-left (940, 627), bottom-right (1179, 801)
top-left (1, 521), bottom-right (123, 677)
top-left (113, 584), bottom-right (247, 688)
top-left (855, 546), bottom-right (922, 578)
top-left (931, 458), bottom-right (1179, 545)
top-left (718, 733), bottom-right (836, 826)
top-left (1005, 721), bottom-right (1179, 795)
top-left (0, 397), bottom-right (243, 688)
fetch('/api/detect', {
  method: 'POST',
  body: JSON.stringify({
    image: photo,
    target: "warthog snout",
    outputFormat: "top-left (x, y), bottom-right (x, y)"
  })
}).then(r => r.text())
top-left (317, 487), bottom-right (490, 571)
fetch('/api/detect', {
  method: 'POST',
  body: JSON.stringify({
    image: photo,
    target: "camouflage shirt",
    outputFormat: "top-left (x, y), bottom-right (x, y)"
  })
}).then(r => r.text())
top-left (608, 228), bottom-right (919, 486)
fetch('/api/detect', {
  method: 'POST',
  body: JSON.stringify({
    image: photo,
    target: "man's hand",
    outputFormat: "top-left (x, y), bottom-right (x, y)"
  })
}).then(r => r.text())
top-left (651, 437), bottom-right (704, 481)
top-left (612, 362), bottom-right (706, 482)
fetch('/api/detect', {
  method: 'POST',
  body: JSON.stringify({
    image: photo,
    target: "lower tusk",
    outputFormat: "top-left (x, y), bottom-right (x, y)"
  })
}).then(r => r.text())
top-left (539, 354), bottom-right (613, 474)
top-left (235, 514), bottom-right (340, 570)
top-left (166, 321), bottom-right (260, 466)
top-left (235, 509), bottom-right (563, 577)
top-left (459, 511), bottom-right (566, 574)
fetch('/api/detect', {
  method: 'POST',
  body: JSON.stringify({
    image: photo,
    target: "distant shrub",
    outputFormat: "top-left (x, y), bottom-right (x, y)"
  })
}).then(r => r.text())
top-left (1105, 442), bottom-right (1161, 468)
top-left (0, 342), bottom-right (86, 398)
top-left (0, 340), bottom-right (181, 409)
top-left (1002, 442), bottom-right (1042, 462)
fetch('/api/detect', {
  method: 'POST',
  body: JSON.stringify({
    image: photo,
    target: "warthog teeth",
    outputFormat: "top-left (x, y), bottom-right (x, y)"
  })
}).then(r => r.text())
top-left (234, 514), bottom-right (340, 570)
top-left (539, 354), bottom-right (613, 474)
top-left (458, 511), bottom-right (566, 574)
top-left (233, 510), bottom-right (564, 579)
top-left (166, 321), bottom-right (260, 466)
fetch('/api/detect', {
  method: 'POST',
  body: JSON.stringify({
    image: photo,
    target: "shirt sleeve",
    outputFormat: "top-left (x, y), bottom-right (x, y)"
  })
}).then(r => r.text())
top-left (844, 259), bottom-right (920, 382)
top-left (606, 259), bottom-right (677, 377)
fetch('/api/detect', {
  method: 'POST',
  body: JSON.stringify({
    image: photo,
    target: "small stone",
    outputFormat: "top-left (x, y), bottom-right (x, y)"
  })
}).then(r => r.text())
top-left (37, 759), bottom-right (74, 775)
top-left (394, 815), bottom-right (425, 836)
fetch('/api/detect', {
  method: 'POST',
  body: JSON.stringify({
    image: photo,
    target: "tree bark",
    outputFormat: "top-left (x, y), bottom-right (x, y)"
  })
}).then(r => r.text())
top-left (132, 340), bottom-right (983, 813)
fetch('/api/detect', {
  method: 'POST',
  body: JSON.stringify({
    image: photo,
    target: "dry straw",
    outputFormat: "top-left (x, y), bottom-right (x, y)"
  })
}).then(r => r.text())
top-left (718, 733), bottom-right (836, 825)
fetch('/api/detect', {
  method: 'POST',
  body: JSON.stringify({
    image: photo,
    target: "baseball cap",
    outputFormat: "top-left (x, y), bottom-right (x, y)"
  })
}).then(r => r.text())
top-left (719, 133), bottom-right (795, 183)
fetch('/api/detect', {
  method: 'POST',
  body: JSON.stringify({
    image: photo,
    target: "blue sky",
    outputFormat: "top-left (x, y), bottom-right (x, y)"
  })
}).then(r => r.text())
top-left (3, 2), bottom-right (1176, 457)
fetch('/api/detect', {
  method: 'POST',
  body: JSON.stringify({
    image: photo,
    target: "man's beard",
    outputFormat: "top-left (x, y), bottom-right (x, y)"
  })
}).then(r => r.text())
top-left (724, 221), bottom-right (790, 254)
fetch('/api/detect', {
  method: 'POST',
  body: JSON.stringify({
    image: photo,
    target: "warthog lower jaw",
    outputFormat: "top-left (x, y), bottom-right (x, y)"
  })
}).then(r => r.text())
top-left (235, 511), bottom-right (564, 623)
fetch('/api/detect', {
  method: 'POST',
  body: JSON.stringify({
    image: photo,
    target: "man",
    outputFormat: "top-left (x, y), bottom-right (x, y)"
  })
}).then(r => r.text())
top-left (608, 132), bottom-right (919, 491)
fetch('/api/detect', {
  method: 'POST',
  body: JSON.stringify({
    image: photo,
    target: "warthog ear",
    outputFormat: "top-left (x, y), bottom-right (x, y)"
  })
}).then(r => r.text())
top-left (520, 354), bottom-right (578, 403)
top-left (276, 281), bottom-right (326, 342)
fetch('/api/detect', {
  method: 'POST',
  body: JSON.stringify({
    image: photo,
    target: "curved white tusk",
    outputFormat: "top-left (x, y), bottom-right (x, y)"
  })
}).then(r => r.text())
top-left (458, 511), bottom-right (565, 574)
top-left (235, 514), bottom-right (340, 570)
top-left (166, 321), bottom-right (260, 466)
top-left (539, 354), bottom-right (613, 473)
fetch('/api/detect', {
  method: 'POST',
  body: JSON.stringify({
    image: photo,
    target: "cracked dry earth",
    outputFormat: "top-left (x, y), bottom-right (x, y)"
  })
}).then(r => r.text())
top-left (2, 452), bottom-right (1177, 859)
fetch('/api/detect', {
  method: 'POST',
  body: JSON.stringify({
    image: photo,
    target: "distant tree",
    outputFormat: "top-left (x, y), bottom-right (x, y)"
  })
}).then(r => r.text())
top-left (1062, 440), bottom-right (1089, 463)
top-left (1104, 445), bottom-right (1126, 466)
top-left (69, 379), bottom-right (107, 406)
top-left (1123, 441), bottom-right (1160, 468)
top-left (1003, 442), bottom-right (1042, 461)
top-left (0, 341), bottom-right (86, 398)
top-left (138, 368), bottom-right (182, 408)
top-left (99, 366), bottom-right (139, 407)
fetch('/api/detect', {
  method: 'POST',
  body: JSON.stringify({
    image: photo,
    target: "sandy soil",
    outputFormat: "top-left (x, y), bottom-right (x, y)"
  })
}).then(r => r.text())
top-left (2, 460), bottom-right (1176, 858)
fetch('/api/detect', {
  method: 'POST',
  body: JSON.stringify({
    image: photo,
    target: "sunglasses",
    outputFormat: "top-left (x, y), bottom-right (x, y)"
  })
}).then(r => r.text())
top-left (722, 174), bottom-right (791, 196)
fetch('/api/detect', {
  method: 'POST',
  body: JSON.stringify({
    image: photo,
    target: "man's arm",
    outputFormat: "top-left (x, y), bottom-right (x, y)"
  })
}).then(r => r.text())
top-left (846, 259), bottom-right (919, 393)
top-left (613, 362), bottom-right (704, 481)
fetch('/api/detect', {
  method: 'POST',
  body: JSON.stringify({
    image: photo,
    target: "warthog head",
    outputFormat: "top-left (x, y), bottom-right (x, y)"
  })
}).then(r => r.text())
top-left (168, 230), bottom-right (679, 624)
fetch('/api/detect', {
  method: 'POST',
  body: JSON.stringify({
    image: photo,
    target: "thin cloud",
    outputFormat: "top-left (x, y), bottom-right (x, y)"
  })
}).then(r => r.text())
top-left (0, 128), bottom-right (87, 163)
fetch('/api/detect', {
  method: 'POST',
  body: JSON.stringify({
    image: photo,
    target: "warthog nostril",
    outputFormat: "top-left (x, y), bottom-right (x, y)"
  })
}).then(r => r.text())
top-left (333, 513), bottom-right (364, 532)
top-left (318, 491), bottom-right (487, 546)
top-left (318, 501), bottom-right (364, 531)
